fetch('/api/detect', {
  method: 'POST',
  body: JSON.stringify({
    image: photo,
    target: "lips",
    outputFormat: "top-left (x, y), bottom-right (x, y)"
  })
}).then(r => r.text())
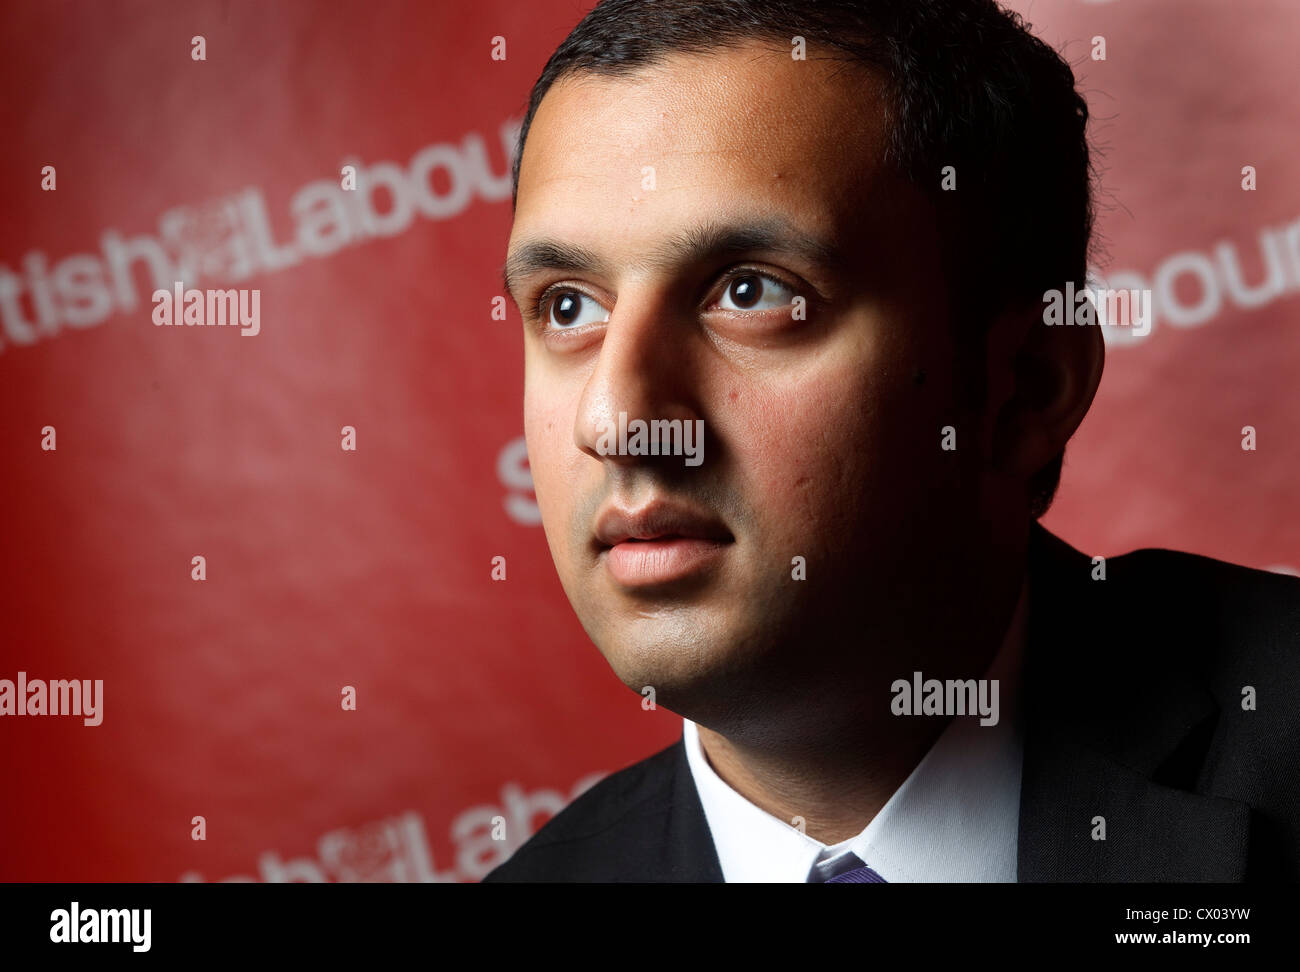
top-left (594, 501), bottom-right (733, 548)
top-left (594, 501), bottom-right (733, 587)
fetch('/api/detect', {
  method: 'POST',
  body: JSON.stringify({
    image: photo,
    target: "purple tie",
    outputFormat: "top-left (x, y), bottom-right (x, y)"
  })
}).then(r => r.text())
top-left (826, 860), bottom-right (888, 883)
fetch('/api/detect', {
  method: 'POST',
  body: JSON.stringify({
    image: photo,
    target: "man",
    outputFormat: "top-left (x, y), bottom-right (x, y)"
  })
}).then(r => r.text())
top-left (485, 0), bottom-right (1300, 882)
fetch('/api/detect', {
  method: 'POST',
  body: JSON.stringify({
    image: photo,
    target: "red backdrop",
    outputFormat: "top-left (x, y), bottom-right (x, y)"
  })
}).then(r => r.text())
top-left (2, 0), bottom-right (1297, 882)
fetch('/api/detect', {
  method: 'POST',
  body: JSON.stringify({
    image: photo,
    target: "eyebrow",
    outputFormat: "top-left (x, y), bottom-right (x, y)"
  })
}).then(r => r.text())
top-left (501, 218), bottom-right (842, 302)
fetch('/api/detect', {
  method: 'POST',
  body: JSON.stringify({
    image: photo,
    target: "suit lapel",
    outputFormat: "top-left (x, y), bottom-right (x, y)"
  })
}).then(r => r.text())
top-left (1016, 524), bottom-right (1251, 881)
top-left (659, 734), bottom-right (725, 882)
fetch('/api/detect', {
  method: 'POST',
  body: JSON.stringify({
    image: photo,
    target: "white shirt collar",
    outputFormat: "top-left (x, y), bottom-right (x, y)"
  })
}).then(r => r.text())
top-left (682, 575), bottom-right (1029, 882)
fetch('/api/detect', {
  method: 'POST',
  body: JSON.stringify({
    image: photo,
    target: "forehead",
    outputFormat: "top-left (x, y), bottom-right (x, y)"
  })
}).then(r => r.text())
top-left (511, 42), bottom-right (895, 257)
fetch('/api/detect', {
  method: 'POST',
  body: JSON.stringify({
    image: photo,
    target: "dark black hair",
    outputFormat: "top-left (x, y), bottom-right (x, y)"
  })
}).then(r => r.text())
top-left (510, 0), bottom-right (1095, 518)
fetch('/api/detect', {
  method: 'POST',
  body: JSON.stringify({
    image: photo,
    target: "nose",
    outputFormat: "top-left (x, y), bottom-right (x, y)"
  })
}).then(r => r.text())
top-left (574, 289), bottom-right (704, 468)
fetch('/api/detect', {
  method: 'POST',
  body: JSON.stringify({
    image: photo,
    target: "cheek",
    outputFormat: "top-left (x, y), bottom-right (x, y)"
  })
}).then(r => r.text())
top-left (725, 375), bottom-right (868, 551)
top-left (523, 383), bottom-right (578, 529)
top-left (723, 341), bottom-right (943, 553)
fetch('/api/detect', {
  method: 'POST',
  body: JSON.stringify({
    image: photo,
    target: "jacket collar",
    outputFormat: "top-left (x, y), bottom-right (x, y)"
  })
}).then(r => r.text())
top-left (664, 733), bottom-right (725, 881)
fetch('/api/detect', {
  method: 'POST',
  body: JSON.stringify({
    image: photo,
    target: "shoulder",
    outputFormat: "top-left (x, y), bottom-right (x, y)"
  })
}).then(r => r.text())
top-left (1032, 527), bottom-right (1300, 778)
top-left (1103, 541), bottom-right (1300, 669)
top-left (481, 740), bottom-right (681, 882)
top-left (1034, 526), bottom-right (1300, 675)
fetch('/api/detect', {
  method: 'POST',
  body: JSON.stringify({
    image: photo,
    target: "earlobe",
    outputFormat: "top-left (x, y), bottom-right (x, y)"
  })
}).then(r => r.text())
top-left (991, 306), bottom-right (1105, 480)
top-left (1052, 316), bottom-right (1105, 442)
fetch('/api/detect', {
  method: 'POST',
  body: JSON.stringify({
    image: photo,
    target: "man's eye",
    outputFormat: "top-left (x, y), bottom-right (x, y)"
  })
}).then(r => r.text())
top-left (717, 272), bottom-right (796, 311)
top-left (541, 289), bottom-right (609, 329)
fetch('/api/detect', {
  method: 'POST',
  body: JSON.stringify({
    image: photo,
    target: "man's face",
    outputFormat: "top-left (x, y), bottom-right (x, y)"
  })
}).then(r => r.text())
top-left (508, 43), bottom-right (988, 728)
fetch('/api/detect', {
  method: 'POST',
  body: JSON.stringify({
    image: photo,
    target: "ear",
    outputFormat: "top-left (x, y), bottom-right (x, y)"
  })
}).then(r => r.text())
top-left (986, 298), bottom-right (1105, 484)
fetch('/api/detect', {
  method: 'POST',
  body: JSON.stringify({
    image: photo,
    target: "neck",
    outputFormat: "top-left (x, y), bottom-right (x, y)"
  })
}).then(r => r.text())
top-left (693, 564), bottom-right (1030, 845)
top-left (695, 716), bottom-right (952, 843)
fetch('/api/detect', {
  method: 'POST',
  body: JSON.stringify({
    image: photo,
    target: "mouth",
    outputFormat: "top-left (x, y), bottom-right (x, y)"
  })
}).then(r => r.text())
top-left (594, 501), bottom-right (734, 588)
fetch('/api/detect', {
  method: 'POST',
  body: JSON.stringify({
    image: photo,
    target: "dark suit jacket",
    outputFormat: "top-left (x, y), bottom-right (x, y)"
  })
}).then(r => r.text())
top-left (483, 524), bottom-right (1300, 882)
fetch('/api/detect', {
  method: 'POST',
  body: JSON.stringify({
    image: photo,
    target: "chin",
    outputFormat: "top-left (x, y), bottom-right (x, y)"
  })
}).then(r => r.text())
top-left (600, 636), bottom-right (711, 691)
top-left (597, 618), bottom-right (774, 709)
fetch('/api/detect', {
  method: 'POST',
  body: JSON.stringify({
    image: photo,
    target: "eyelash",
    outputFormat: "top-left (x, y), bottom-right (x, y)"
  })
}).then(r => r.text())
top-left (532, 267), bottom-right (797, 330)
